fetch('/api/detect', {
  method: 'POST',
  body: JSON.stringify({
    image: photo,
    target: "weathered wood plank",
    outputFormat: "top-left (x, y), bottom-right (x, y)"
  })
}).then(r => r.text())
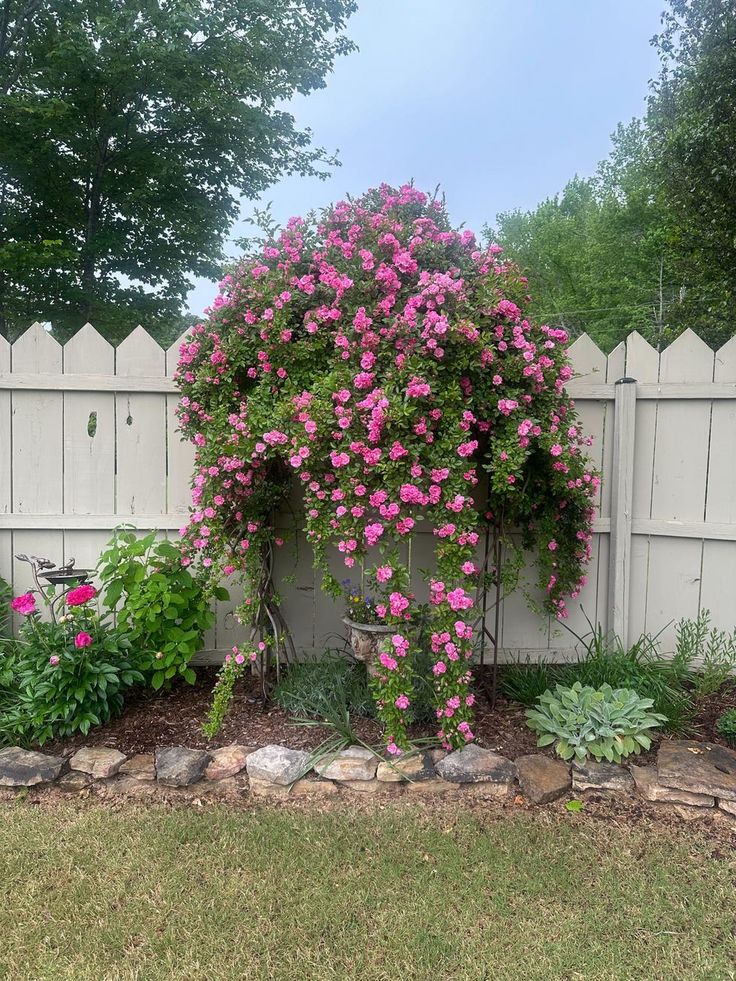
top-left (11, 324), bottom-right (63, 515)
top-left (115, 328), bottom-right (167, 516)
top-left (608, 379), bottom-right (637, 644)
top-left (63, 325), bottom-right (116, 516)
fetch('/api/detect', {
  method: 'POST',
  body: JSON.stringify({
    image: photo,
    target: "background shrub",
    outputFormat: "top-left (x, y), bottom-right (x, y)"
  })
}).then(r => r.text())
top-left (502, 623), bottom-right (697, 734)
top-left (98, 530), bottom-right (226, 690)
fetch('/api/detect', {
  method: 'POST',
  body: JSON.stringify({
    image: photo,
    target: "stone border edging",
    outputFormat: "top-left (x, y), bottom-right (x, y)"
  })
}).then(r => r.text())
top-left (0, 740), bottom-right (734, 820)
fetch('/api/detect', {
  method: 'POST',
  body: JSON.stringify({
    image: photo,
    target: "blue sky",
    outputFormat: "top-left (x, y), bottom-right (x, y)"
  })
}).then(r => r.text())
top-left (187, 0), bottom-right (664, 314)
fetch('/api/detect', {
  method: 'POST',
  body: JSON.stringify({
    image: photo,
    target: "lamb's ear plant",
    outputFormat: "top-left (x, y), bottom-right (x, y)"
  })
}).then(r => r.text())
top-left (525, 682), bottom-right (667, 764)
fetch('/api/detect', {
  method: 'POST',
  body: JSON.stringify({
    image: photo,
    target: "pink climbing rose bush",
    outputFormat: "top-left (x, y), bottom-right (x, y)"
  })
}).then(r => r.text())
top-left (175, 184), bottom-right (598, 750)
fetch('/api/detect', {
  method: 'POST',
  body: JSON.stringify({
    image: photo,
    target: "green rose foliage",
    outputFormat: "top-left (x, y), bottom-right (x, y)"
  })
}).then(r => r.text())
top-left (175, 183), bottom-right (598, 750)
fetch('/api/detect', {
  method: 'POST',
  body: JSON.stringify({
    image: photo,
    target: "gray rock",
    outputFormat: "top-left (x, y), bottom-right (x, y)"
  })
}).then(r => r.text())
top-left (119, 753), bottom-right (156, 782)
top-left (245, 744), bottom-right (311, 786)
top-left (69, 746), bottom-right (126, 779)
top-left (314, 745), bottom-right (378, 781)
top-left (57, 770), bottom-right (93, 793)
top-left (657, 740), bottom-right (736, 802)
top-left (572, 759), bottom-right (634, 794)
top-left (155, 747), bottom-right (210, 787)
top-left (376, 751), bottom-right (435, 783)
top-left (0, 746), bottom-right (66, 786)
top-left (719, 799), bottom-right (736, 817)
top-left (435, 744), bottom-right (517, 787)
top-left (515, 754), bottom-right (571, 804)
top-left (205, 745), bottom-right (255, 781)
top-left (631, 764), bottom-right (715, 806)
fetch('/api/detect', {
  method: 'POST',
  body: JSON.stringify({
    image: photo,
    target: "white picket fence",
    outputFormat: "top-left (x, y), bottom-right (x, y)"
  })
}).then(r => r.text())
top-left (2, 322), bottom-right (736, 661)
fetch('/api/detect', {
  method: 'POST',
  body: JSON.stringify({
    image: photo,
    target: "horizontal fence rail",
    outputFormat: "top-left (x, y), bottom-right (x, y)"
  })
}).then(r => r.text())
top-left (2, 323), bottom-right (736, 660)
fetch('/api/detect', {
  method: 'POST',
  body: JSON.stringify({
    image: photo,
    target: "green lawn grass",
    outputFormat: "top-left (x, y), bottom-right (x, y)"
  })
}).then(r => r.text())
top-left (0, 801), bottom-right (733, 981)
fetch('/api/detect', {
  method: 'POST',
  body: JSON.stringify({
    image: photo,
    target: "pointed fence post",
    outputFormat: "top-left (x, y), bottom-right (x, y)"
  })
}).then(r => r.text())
top-left (608, 377), bottom-right (637, 645)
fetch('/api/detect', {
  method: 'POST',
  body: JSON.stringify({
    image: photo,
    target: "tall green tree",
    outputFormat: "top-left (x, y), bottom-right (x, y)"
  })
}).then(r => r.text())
top-left (487, 125), bottom-right (673, 351)
top-left (648, 0), bottom-right (736, 346)
top-left (0, 0), bottom-right (356, 343)
top-left (489, 0), bottom-right (736, 352)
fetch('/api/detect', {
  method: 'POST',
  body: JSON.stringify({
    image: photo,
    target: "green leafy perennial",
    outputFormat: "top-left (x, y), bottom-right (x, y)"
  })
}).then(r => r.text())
top-left (525, 682), bottom-right (666, 764)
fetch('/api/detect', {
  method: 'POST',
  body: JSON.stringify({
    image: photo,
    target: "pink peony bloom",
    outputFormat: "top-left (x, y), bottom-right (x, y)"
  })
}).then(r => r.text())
top-left (11, 592), bottom-right (36, 616)
top-left (49, 655), bottom-right (60, 666)
top-left (65, 584), bottom-right (97, 607)
top-left (74, 631), bottom-right (93, 648)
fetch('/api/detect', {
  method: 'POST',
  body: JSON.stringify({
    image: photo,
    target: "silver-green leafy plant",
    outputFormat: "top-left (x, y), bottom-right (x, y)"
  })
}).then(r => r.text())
top-left (525, 682), bottom-right (667, 764)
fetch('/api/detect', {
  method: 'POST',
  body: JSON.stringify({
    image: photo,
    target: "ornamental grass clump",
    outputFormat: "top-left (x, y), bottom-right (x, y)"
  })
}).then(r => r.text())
top-left (525, 682), bottom-right (666, 764)
top-left (175, 183), bottom-right (598, 751)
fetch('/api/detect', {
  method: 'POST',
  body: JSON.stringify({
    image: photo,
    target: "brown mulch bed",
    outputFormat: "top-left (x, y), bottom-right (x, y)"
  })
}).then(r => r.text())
top-left (44, 664), bottom-right (736, 763)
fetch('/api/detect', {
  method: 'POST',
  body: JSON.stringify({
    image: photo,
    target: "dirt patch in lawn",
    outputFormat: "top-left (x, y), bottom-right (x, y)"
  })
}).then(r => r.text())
top-left (44, 663), bottom-right (736, 764)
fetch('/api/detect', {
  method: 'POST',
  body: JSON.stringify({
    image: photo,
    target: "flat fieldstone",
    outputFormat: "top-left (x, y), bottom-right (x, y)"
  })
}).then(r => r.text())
top-left (462, 782), bottom-right (514, 799)
top-left (719, 800), bottom-right (736, 817)
top-left (337, 779), bottom-right (385, 794)
top-left (246, 744), bottom-right (311, 786)
top-left (205, 745), bottom-right (255, 781)
top-left (57, 770), bottom-right (93, 793)
top-left (155, 747), bottom-right (210, 787)
top-left (119, 753), bottom-right (156, 782)
top-left (631, 765), bottom-right (715, 807)
top-left (515, 754), bottom-right (571, 804)
top-left (291, 778), bottom-right (339, 798)
top-left (249, 776), bottom-right (292, 798)
top-left (673, 804), bottom-right (715, 822)
top-left (572, 759), bottom-right (634, 794)
top-left (435, 744), bottom-right (517, 787)
top-left (406, 777), bottom-right (458, 796)
top-left (657, 740), bottom-right (736, 802)
top-left (315, 745), bottom-right (378, 781)
top-left (0, 746), bottom-right (66, 786)
top-left (70, 746), bottom-right (126, 779)
top-left (105, 776), bottom-right (159, 799)
top-left (376, 751), bottom-right (435, 783)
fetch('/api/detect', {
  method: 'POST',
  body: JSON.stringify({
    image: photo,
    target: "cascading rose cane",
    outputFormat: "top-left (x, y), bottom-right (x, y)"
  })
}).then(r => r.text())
top-left (175, 183), bottom-right (599, 750)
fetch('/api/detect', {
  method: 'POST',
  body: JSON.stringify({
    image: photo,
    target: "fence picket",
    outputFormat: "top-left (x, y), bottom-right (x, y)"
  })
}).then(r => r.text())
top-left (9, 324), bottom-right (64, 617)
top-left (115, 327), bottom-right (167, 518)
top-left (645, 331), bottom-right (714, 645)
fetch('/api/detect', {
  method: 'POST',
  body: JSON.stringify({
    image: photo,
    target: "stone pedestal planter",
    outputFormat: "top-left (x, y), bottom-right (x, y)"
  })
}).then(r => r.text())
top-left (342, 617), bottom-right (394, 677)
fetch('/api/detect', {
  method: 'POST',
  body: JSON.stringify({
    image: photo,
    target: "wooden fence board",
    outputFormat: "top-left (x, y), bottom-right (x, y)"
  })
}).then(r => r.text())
top-left (115, 328), bottom-right (167, 516)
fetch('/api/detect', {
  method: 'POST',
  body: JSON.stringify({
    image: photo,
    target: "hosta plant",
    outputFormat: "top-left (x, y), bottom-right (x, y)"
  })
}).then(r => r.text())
top-left (525, 681), bottom-right (667, 763)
